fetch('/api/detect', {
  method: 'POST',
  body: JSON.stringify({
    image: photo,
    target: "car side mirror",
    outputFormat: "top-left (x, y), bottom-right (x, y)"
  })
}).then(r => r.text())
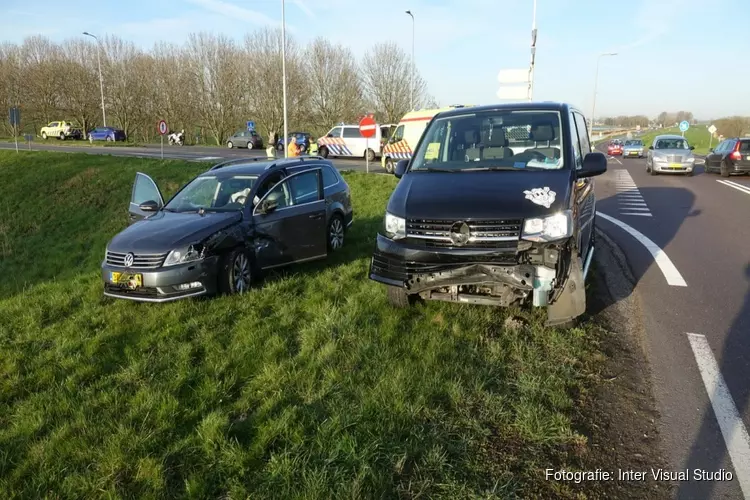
top-left (648, 145), bottom-right (654, 150)
top-left (394, 159), bottom-right (409, 179)
top-left (138, 200), bottom-right (160, 212)
top-left (578, 152), bottom-right (607, 178)
top-left (709, 148), bottom-right (714, 153)
top-left (690, 146), bottom-right (695, 150)
top-left (327, 133), bottom-right (334, 138)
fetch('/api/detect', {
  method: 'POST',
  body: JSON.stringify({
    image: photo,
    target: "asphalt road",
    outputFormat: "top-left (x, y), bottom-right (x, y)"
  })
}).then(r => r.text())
top-left (595, 147), bottom-right (750, 499)
top-left (0, 140), bottom-right (387, 173)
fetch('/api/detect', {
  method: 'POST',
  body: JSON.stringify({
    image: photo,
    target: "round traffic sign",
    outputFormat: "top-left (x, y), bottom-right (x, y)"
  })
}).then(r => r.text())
top-left (679, 120), bottom-right (689, 132)
top-left (158, 120), bottom-right (168, 135)
top-left (359, 115), bottom-right (377, 138)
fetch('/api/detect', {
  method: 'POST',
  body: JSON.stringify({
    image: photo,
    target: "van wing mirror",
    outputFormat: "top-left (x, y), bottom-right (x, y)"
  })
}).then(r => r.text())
top-left (578, 152), bottom-right (607, 178)
top-left (394, 159), bottom-right (409, 179)
top-left (648, 145), bottom-right (654, 150)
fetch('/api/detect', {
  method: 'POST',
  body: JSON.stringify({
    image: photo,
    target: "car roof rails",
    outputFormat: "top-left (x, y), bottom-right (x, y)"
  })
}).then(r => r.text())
top-left (209, 157), bottom-right (267, 171)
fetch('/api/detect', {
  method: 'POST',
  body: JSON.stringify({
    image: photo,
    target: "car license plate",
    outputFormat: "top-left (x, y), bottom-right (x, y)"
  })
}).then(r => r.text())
top-left (110, 271), bottom-right (143, 288)
top-left (669, 163), bottom-right (682, 169)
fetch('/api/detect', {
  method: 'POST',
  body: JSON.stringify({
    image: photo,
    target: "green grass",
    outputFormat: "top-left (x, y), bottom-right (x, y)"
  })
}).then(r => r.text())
top-left (638, 126), bottom-right (716, 155)
top-left (0, 151), bottom-right (607, 499)
top-left (1, 137), bottom-right (143, 147)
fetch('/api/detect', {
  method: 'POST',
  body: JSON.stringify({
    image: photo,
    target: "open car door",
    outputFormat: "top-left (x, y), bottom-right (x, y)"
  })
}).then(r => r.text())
top-left (129, 172), bottom-right (164, 225)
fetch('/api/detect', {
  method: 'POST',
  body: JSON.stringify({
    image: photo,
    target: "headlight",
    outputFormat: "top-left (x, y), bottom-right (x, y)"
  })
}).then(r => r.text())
top-left (653, 156), bottom-right (667, 162)
top-left (686, 157), bottom-right (695, 163)
top-left (522, 211), bottom-right (573, 242)
top-left (384, 212), bottom-right (406, 240)
top-left (163, 244), bottom-right (205, 267)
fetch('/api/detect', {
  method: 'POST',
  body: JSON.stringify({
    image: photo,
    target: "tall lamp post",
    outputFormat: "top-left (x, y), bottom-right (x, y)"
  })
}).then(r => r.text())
top-left (590, 52), bottom-right (617, 137)
top-left (281, 0), bottom-right (289, 158)
top-left (83, 32), bottom-right (106, 127)
top-left (405, 10), bottom-right (415, 110)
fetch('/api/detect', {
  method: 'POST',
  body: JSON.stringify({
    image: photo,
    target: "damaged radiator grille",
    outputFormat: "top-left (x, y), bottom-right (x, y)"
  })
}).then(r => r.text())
top-left (371, 253), bottom-right (517, 282)
top-left (406, 218), bottom-right (522, 248)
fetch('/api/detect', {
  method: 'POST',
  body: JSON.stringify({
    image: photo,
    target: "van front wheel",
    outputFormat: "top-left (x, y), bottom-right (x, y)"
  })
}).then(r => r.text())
top-left (364, 148), bottom-right (376, 162)
top-left (385, 158), bottom-right (394, 173)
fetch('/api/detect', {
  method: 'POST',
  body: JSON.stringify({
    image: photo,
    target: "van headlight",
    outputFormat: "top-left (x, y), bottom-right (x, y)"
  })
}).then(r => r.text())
top-left (384, 212), bottom-right (406, 240)
top-left (163, 244), bottom-right (205, 267)
top-left (522, 211), bottom-right (573, 242)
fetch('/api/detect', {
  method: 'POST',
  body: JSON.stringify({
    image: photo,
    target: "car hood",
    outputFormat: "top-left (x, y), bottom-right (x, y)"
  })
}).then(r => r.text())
top-left (387, 170), bottom-right (572, 220)
top-left (107, 210), bottom-right (242, 254)
top-left (652, 149), bottom-right (694, 157)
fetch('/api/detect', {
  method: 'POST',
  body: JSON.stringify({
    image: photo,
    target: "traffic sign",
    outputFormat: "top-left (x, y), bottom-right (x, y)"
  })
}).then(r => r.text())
top-left (708, 124), bottom-right (717, 134)
top-left (8, 107), bottom-right (20, 127)
top-left (158, 120), bottom-right (168, 135)
top-left (359, 115), bottom-right (376, 138)
top-left (247, 121), bottom-right (255, 131)
top-left (679, 121), bottom-right (690, 132)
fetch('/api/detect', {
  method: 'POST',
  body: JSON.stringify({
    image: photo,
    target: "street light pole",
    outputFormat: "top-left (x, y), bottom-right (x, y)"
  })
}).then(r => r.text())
top-left (590, 52), bottom-right (617, 137)
top-left (281, 0), bottom-right (289, 158)
top-left (405, 10), bottom-right (415, 110)
top-left (527, 0), bottom-right (537, 101)
top-left (83, 32), bottom-right (106, 127)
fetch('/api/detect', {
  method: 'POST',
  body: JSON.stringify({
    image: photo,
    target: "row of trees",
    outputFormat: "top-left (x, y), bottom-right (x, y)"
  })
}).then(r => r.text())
top-left (0, 30), bottom-right (435, 144)
top-left (599, 115), bottom-right (651, 128)
top-left (600, 112), bottom-right (749, 138)
top-left (655, 111), bottom-right (695, 127)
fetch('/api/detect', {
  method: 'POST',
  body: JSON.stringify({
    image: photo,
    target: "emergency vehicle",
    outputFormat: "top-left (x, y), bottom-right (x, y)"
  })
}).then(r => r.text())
top-left (381, 105), bottom-right (473, 173)
top-left (317, 123), bottom-right (383, 162)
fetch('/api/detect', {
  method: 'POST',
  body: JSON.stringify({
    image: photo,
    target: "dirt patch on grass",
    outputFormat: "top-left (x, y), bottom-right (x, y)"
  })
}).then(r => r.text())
top-left (62, 167), bottom-right (97, 190)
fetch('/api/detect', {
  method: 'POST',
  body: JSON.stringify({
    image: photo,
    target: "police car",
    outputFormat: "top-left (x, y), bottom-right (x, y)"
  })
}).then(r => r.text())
top-left (317, 123), bottom-right (383, 162)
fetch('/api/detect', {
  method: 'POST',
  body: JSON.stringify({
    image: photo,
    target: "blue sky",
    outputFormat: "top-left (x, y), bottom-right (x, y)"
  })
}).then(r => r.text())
top-left (2, 0), bottom-right (748, 120)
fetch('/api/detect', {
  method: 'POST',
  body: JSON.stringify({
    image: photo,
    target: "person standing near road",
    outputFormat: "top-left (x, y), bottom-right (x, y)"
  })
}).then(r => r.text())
top-left (287, 139), bottom-right (301, 157)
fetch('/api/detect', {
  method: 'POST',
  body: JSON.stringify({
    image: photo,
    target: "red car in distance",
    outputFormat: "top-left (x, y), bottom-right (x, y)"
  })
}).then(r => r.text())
top-left (607, 140), bottom-right (623, 156)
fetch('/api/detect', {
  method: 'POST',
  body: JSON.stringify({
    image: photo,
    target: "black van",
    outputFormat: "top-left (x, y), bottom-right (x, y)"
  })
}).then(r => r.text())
top-left (368, 102), bottom-right (607, 326)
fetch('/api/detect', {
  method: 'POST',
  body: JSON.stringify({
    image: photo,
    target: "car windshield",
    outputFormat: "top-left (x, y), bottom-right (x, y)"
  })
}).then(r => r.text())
top-left (409, 110), bottom-right (565, 172)
top-left (624, 140), bottom-right (642, 146)
top-left (655, 138), bottom-right (689, 150)
top-left (163, 175), bottom-right (258, 213)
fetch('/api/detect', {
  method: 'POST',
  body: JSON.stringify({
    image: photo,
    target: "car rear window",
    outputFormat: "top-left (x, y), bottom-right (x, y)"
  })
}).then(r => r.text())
top-left (739, 141), bottom-right (750, 153)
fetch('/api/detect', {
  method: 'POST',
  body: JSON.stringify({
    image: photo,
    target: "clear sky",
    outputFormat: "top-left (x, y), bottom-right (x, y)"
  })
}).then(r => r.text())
top-left (1, 0), bottom-right (748, 120)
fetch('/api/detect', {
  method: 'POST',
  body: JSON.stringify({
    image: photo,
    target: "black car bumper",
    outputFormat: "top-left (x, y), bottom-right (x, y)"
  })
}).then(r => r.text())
top-left (101, 256), bottom-right (220, 302)
top-left (369, 233), bottom-right (563, 307)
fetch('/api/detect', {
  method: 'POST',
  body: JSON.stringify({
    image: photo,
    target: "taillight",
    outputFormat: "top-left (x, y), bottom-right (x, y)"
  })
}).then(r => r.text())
top-left (730, 142), bottom-right (742, 161)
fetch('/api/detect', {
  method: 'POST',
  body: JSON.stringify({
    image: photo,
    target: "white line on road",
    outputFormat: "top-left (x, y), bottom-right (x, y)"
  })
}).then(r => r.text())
top-left (687, 333), bottom-right (750, 498)
top-left (619, 202), bottom-right (648, 206)
top-left (618, 206), bottom-right (650, 211)
top-left (596, 211), bottom-right (687, 286)
top-left (718, 180), bottom-right (750, 196)
top-left (620, 212), bottom-right (652, 217)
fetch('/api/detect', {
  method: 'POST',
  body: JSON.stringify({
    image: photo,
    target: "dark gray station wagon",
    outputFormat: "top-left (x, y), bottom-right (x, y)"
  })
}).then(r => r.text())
top-left (102, 156), bottom-right (353, 302)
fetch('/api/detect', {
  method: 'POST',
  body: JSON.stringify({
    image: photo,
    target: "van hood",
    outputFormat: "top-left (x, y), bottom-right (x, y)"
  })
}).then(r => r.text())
top-left (386, 170), bottom-right (572, 220)
top-left (107, 210), bottom-right (242, 254)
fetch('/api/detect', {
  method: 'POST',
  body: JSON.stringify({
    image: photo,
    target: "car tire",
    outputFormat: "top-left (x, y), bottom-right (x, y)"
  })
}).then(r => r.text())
top-left (686, 170), bottom-right (693, 177)
top-left (386, 285), bottom-right (417, 308)
top-left (385, 158), bottom-right (394, 173)
top-left (227, 141), bottom-right (233, 149)
top-left (649, 165), bottom-right (657, 176)
top-left (364, 148), bottom-right (376, 162)
top-left (41, 132), bottom-right (47, 140)
top-left (247, 142), bottom-right (253, 150)
top-left (59, 132), bottom-right (65, 141)
top-left (106, 136), bottom-right (113, 142)
top-left (721, 161), bottom-right (730, 178)
top-left (219, 248), bottom-right (253, 295)
top-left (319, 146), bottom-right (329, 158)
top-left (327, 214), bottom-right (345, 252)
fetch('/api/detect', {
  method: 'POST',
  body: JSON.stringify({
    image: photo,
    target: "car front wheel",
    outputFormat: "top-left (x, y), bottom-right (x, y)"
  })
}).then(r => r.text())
top-left (220, 249), bottom-right (253, 295)
top-left (227, 141), bottom-right (233, 149)
top-left (41, 132), bottom-right (48, 140)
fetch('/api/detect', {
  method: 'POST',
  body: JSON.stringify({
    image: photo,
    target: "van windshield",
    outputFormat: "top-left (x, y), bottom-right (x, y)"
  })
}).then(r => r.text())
top-left (409, 110), bottom-right (565, 172)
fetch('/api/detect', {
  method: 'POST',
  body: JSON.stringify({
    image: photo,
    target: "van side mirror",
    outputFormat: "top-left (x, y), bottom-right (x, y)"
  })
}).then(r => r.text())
top-left (138, 200), bottom-right (160, 212)
top-left (648, 145), bottom-right (654, 150)
top-left (578, 152), bottom-right (607, 178)
top-left (690, 145), bottom-right (695, 150)
top-left (394, 159), bottom-right (409, 179)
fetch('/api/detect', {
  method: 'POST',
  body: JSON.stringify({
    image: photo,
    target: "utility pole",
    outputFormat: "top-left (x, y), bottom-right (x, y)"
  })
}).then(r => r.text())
top-left (83, 32), bottom-right (106, 126)
top-left (405, 10), bottom-right (415, 110)
top-left (590, 52), bottom-right (617, 138)
top-left (281, 0), bottom-right (289, 158)
top-left (528, 0), bottom-right (537, 101)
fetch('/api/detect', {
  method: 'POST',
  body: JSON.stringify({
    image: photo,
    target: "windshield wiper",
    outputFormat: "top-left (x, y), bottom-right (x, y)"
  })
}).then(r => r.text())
top-left (419, 167), bottom-right (459, 173)
top-left (461, 166), bottom-right (519, 171)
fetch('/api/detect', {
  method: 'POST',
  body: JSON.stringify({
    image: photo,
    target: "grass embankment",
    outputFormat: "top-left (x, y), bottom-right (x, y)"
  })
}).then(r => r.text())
top-left (1, 136), bottom-right (142, 147)
top-left (0, 151), bottom-right (611, 498)
top-left (638, 126), bottom-right (716, 155)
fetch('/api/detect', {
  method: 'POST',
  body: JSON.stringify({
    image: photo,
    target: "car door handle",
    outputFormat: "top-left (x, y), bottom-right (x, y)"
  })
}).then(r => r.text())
top-left (308, 213), bottom-right (323, 220)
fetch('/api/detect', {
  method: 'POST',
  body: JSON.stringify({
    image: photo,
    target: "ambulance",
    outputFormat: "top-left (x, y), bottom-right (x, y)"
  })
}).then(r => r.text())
top-left (317, 123), bottom-right (384, 162)
top-left (381, 105), bottom-right (474, 173)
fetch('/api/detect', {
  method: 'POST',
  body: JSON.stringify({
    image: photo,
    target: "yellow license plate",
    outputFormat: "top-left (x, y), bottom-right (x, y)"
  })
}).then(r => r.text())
top-left (669, 163), bottom-right (682, 169)
top-left (110, 272), bottom-right (143, 288)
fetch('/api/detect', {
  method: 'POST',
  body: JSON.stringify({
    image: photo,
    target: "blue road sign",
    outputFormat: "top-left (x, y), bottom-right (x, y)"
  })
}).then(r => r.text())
top-left (8, 107), bottom-right (20, 127)
top-left (246, 121), bottom-right (255, 131)
top-left (679, 120), bottom-right (689, 132)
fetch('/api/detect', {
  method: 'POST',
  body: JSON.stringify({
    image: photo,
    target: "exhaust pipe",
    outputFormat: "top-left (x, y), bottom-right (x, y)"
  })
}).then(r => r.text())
top-left (583, 246), bottom-right (594, 281)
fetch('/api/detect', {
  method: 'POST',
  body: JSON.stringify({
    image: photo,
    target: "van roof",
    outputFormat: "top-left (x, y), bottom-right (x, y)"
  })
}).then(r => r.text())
top-left (398, 106), bottom-right (471, 124)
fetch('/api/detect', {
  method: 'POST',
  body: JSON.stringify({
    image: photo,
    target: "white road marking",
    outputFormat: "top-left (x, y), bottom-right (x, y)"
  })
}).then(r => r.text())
top-left (596, 211), bottom-right (686, 286)
top-left (718, 180), bottom-right (750, 196)
top-left (196, 156), bottom-right (222, 161)
top-left (687, 333), bottom-right (750, 497)
top-left (614, 170), bottom-right (652, 217)
top-left (620, 212), bottom-right (652, 217)
top-left (620, 201), bottom-right (647, 206)
top-left (618, 206), bottom-right (649, 211)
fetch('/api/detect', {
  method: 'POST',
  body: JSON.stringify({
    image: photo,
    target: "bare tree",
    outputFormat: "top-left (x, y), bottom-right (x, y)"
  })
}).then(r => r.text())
top-left (19, 36), bottom-right (64, 131)
top-left (151, 42), bottom-right (197, 142)
top-left (361, 42), bottom-right (427, 124)
top-left (185, 33), bottom-right (244, 145)
top-left (715, 116), bottom-right (750, 138)
top-left (59, 39), bottom-right (100, 134)
top-left (304, 37), bottom-right (363, 134)
top-left (101, 36), bottom-right (149, 138)
top-left (0, 43), bottom-right (24, 136)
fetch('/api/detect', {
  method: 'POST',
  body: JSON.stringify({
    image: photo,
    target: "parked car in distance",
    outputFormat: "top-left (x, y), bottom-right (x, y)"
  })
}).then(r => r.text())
top-left (646, 134), bottom-right (696, 176)
top-left (277, 132), bottom-right (312, 152)
top-left (607, 140), bottom-right (623, 156)
top-left (227, 130), bottom-right (264, 149)
top-left (369, 101), bottom-right (606, 326)
top-left (704, 137), bottom-right (750, 177)
top-left (102, 156), bottom-right (353, 302)
top-left (622, 139), bottom-right (644, 158)
top-left (40, 120), bottom-right (82, 140)
top-left (88, 126), bottom-right (126, 142)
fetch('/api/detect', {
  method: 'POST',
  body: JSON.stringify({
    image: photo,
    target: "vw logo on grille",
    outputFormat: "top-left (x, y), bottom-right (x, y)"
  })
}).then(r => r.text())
top-left (449, 221), bottom-right (471, 246)
top-left (123, 252), bottom-right (135, 267)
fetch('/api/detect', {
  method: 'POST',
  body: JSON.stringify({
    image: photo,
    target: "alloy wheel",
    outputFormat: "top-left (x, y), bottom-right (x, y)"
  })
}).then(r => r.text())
top-left (232, 253), bottom-right (251, 293)
top-left (329, 218), bottom-right (344, 250)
